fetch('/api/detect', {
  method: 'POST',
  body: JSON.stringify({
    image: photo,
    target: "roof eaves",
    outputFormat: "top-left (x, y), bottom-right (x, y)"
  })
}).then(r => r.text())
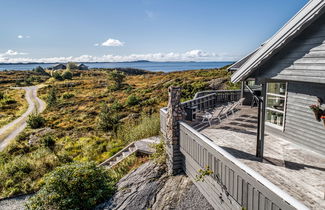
top-left (231, 0), bottom-right (325, 83)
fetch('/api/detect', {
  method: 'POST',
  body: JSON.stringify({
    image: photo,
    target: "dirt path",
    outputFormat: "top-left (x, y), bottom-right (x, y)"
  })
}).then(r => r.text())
top-left (0, 86), bottom-right (46, 151)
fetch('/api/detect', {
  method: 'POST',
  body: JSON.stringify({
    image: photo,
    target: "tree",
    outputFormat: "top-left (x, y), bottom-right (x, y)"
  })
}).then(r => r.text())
top-left (67, 62), bottom-right (78, 71)
top-left (47, 88), bottom-right (57, 106)
top-left (27, 113), bottom-right (46, 129)
top-left (53, 72), bottom-right (63, 81)
top-left (107, 70), bottom-right (125, 90)
top-left (26, 162), bottom-right (114, 210)
top-left (62, 70), bottom-right (73, 80)
top-left (98, 104), bottom-right (119, 132)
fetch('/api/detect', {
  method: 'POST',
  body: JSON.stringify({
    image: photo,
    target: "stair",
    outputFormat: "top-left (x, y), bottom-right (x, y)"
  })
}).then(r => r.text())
top-left (99, 136), bottom-right (160, 169)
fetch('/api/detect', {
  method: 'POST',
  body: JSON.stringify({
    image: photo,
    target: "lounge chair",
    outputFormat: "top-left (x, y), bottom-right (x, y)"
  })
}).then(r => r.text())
top-left (220, 102), bottom-right (235, 118)
top-left (231, 98), bottom-right (245, 115)
top-left (202, 105), bottom-right (225, 126)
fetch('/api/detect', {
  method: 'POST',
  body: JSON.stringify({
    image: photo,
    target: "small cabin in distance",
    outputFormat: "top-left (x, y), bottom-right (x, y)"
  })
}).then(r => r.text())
top-left (77, 63), bottom-right (89, 70)
top-left (47, 63), bottom-right (66, 70)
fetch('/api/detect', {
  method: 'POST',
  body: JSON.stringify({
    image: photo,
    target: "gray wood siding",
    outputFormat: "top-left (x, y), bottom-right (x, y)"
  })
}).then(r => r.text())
top-left (267, 82), bottom-right (325, 155)
top-left (254, 14), bottom-right (325, 84)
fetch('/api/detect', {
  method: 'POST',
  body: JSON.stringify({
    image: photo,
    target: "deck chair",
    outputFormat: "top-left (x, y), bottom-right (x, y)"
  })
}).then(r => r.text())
top-left (202, 105), bottom-right (225, 126)
top-left (229, 98), bottom-right (245, 116)
top-left (220, 102), bottom-right (235, 118)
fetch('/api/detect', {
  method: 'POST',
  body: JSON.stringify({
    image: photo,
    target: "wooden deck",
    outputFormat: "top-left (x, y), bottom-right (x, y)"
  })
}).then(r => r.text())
top-left (200, 106), bottom-right (325, 209)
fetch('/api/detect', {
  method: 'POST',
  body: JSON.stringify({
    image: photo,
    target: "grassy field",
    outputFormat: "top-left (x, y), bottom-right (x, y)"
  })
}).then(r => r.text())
top-left (0, 88), bottom-right (28, 128)
top-left (0, 66), bottom-right (238, 198)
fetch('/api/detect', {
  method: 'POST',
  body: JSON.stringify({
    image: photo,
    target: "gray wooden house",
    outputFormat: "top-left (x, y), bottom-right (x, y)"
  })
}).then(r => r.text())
top-left (232, 0), bottom-right (325, 155)
top-left (160, 1), bottom-right (325, 209)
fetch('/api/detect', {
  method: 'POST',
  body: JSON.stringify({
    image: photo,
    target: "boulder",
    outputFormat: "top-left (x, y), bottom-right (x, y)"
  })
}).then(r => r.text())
top-left (96, 161), bottom-right (213, 210)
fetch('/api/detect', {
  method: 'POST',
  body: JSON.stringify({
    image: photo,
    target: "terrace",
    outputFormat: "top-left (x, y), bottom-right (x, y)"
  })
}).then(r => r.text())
top-left (160, 90), bottom-right (325, 209)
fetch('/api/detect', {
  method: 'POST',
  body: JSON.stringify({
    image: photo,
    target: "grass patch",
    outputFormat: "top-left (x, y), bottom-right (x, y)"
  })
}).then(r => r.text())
top-left (0, 89), bottom-right (28, 128)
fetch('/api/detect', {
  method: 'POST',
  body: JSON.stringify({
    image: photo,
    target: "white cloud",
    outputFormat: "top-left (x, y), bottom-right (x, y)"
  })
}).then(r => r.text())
top-left (101, 38), bottom-right (124, 47)
top-left (0, 50), bottom-right (236, 63)
top-left (94, 43), bottom-right (99, 46)
top-left (0, 50), bottom-right (27, 57)
top-left (17, 35), bottom-right (31, 39)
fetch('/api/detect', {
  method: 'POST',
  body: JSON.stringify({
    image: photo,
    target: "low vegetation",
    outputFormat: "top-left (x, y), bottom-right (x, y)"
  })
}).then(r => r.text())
top-left (0, 89), bottom-right (28, 128)
top-left (26, 162), bottom-right (114, 210)
top-left (0, 65), bottom-right (238, 200)
top-left (27, 113), bottom-right (46, 129)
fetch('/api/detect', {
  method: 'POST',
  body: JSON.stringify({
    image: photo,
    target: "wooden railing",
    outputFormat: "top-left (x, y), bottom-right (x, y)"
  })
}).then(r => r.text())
top-left (179, 122), bottom-right (308, 210)
top-left (194, 89), bottom-right (241, 101)
top-left (182, 90), bottom-right (241, 112)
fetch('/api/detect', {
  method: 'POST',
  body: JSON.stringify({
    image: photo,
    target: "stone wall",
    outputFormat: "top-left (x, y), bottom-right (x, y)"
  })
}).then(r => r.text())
top-left (165, 86), bottom-right (183, 175)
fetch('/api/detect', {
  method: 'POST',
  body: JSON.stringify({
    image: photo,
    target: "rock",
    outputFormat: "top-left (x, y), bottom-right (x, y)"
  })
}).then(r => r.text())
top-left (208, 78), bottom-right (228, 89)
top-left (0, 194), bottom-right (32, 210)
top-left (96, 161), bottom-right (213, 210)
top-left (28, 127), bottom-right (54, 145)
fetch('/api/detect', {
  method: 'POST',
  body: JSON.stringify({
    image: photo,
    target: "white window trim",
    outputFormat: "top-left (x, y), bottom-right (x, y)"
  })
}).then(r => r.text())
top-left (265, 82), bottom-right (288, 131)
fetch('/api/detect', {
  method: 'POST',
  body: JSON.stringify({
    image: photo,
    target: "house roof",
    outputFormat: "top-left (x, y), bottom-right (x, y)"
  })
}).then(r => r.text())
top-left (53, 63), bottom-right (66, 67)
top-left (231, 0), bottom-right (325, 83)
top-left (227, 48), bottom-right (259, 72)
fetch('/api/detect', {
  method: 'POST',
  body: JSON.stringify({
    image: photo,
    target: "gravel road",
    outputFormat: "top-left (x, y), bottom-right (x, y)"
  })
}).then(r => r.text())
top-left (0, 86), bottom-right (46, 151)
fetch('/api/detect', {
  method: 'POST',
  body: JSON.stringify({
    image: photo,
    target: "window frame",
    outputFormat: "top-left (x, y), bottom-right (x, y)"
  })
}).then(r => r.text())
top-left (265, 82), bottom-right (288, 131)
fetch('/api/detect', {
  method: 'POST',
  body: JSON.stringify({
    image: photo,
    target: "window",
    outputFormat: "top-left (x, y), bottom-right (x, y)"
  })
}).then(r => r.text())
top-left (265, 82), bottom-right (287, 130)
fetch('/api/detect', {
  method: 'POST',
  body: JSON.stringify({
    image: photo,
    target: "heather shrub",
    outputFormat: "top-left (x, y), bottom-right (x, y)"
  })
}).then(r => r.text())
top-left (62, 70), bottom-right (73, 80)
top-left (98, 104), bottom-right (119, 132)
top-left (126, 94), bottom-right (139, 106)
top-left (62, 92), bottom-right (74, 99)
top-left (26, 162), bottom-right (114, 210)
top-left (27, 113), bottom-right (46, 129)
top-left (47, 88), bottom-right (57, 106)
top-left (53, 72), bottom-right (63, 81)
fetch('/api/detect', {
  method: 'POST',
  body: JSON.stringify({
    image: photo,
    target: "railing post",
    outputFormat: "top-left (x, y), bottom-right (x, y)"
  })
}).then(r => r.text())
top-left (165, 86), bottom-right (183, 175)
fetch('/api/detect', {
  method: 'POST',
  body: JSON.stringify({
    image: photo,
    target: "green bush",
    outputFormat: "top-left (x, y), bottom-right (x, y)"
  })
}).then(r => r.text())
top-left (111, 101), bottom-right (123, 111)
top-left (150, 140), bottom-right (166, 165)
top-left (53, 72), bottom-right (63, 81)
top-left (62, 92), bottom-right (75, 99)
top-left (40, 135), bottom-right (56, 150)
top-left (0, 158), bottom-right (33, 197)
top-left (98, 104), bottom-right (119, 132)
top-left (47, 88), bottom-right (57, 106)
top-left (26, 162), bottom-right (114, 210)
top-left (0, 92), bottom-right (4, 100)
top-left (126, 94), bottom-right (139, 106)
top-left (107, 70), bottom-right (125, 90)
top-left (62, 70), bottom-right (73, 80)
top-left (67, 62), bottom-right (78, 70)
top-left (27, 113), bottom-right (46, 129)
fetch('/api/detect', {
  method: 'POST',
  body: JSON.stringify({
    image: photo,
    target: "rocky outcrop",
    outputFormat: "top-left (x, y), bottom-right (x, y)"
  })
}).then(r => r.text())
top-left (96, 161), bottom-right (213, 210)
top-left (208, 78), bottom-right (228, 89)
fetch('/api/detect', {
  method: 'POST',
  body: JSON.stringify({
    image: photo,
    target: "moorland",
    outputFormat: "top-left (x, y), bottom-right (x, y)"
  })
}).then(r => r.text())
top-left (0, 65), bottom-right (237, 203)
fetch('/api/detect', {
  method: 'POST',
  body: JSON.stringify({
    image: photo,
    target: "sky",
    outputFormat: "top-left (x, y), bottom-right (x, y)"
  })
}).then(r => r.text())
top-left (0, 0), bottom-right (308, 63)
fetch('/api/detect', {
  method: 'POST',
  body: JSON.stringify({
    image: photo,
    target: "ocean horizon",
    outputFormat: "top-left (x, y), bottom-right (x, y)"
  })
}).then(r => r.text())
top-left (0, 61), bottom-right (233, 72)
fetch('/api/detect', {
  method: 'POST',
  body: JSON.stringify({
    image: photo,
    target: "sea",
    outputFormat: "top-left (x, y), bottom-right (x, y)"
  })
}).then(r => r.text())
top-left (0, 61), bottom-right (233, 72)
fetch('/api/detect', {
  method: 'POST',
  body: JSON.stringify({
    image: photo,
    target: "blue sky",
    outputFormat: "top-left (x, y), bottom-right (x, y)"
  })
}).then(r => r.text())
top-left (0, 0), bottom-right (308, 63)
